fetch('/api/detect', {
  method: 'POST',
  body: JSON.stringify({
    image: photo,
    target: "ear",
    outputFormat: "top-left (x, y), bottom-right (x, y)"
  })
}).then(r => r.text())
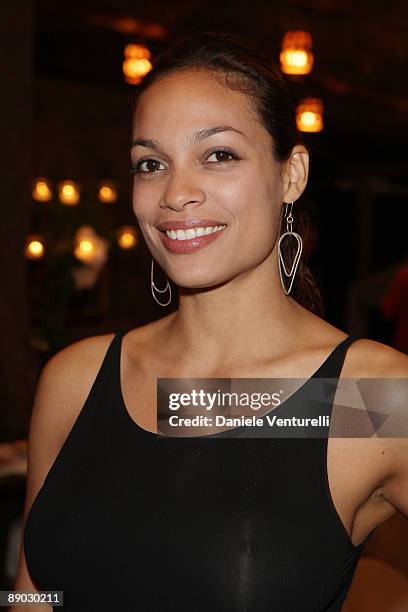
top-left (281, 145), bottom-right (309, 203)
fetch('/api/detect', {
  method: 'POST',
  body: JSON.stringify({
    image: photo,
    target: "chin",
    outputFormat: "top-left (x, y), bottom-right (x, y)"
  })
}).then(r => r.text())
top-left (169, 266), bottom-right (229, 291)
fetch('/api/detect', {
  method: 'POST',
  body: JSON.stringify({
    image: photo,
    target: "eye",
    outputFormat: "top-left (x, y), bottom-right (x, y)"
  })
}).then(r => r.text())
top-left (130, 157), bottom-right (166, 175)
top-left (205, 148), bottom-right (240, 164)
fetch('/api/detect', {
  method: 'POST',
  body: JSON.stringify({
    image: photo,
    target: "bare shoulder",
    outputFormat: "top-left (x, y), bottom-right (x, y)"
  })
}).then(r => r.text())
top-left (301, 309), bottom-right (407, 376)
top-left (29, 332), bottom-right (118, 464)
top-left (341, 338), bottom-right (408, 515)
top-left (25, 331), bottom-right (119, 512)
top-left (37, 333), bottom-right (117, 417)
top-left (44, 332), bottom-right (117, 381)
top-left (341, 336), bottom-right (408, 378)
top-left (340, 336), bottom-right (407, 452)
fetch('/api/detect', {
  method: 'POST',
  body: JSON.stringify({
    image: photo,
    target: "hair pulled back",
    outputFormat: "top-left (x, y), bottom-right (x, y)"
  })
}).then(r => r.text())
top-left (132, 31), bottom-right (325, 316)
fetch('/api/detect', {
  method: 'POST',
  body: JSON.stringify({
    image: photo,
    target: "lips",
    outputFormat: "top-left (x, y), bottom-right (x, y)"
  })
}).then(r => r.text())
top-left (156, 218), bottom-right (227, 231)
top-left (158, 225), bottom-right (226, 253)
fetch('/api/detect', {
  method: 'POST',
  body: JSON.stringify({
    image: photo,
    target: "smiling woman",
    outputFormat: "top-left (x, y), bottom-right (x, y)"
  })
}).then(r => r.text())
top-left (17, 31), bottom-right (408, 612)
top-left (130, 33), bottom-right (323, 313)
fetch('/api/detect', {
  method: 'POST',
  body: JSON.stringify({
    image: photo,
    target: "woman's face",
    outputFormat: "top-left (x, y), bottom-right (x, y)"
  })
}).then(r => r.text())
top-left (131, 69), bottom-right (288, 289)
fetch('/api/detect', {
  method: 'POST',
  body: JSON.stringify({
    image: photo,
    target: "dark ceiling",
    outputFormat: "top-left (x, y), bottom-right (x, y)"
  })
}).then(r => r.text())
top-left (35, 0), bottom-right (408, 173)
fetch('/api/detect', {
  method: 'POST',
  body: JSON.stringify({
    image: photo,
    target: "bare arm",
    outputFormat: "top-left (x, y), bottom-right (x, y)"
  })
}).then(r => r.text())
top-left (379, 349), bottom-right (408, 518)
top-left (9, 333), bottom-right (115, 611)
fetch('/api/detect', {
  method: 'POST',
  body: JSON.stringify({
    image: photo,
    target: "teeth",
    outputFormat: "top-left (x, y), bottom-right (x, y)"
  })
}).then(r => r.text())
top-left (165, 225), bottom-right (226, 241)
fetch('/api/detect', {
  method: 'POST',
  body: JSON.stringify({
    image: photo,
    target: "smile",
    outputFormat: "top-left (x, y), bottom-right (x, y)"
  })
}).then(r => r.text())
top-left (157, 224), bottom-right (227, 254)
top-left (165, 225), bottom-right (226, 241)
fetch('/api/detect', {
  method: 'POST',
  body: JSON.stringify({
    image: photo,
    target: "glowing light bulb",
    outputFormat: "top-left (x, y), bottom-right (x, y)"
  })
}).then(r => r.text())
top-left (79, 239), bottom-right (95, 253)
top-left (25, 236), bottom-right (45, 259)
top-left (124, 44), bottom-right (151, 60)
top-left (296, 98), bottom-right (324, 132)
top-left (123, 44), bottom-right (152, 84)
top-left (280, 31), bottom-right (314, 75)
top-left (117, 226), bottom-right (138, 249)
top-left (74, 225), bottom-right (109, 266)
top-left (58, 180), bottom-right (80, 205)
top-left (32, 178), bottom-right (52, 202)
top-left (98, 183), bottom-right (118, 203)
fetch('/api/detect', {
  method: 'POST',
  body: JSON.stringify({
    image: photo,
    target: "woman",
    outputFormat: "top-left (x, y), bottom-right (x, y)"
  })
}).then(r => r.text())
top-left (17, 32), bottom-right (407, 611)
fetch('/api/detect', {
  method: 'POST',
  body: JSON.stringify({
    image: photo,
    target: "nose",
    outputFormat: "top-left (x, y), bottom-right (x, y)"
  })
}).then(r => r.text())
top-left (161, 167), bottom-right (206, 212)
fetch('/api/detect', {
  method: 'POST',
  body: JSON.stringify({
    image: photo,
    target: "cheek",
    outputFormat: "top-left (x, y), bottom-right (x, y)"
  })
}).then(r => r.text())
top-left (131, 184), bottom-right (154, 246)
top-left (132, 179), bottom-right (155, 221)
top-left (218, 173), bottom-right (280, 245)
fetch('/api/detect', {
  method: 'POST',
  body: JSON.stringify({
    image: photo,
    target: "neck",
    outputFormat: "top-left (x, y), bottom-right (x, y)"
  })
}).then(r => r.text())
top-left (163, 253), bottom-right (313, 371)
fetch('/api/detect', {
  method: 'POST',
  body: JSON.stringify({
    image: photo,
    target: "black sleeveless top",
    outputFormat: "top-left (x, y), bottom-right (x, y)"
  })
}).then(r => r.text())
top-left (23, 331), bottom-right (375, 611)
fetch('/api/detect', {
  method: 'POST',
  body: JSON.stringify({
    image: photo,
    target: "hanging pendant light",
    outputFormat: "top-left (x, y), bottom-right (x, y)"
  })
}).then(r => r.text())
top-left (280, 31), bottom-right (314, 75)
top-left (296, 98), bottom-right (324, 132)
top-left (123, 44), bottom-right (152, 85)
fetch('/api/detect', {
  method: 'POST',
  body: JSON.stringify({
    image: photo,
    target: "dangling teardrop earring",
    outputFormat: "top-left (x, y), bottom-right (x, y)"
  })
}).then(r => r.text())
top-left (151, 258), bottom-right (172, 307)
top-left (278, 200), bottom-right (303, 295)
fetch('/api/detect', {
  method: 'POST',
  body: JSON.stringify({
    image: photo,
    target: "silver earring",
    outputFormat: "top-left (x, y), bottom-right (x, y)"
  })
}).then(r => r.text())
top-left (151, 258), bottom-right (172, 307)
top-left (278, 200), bottom-right (303, 295)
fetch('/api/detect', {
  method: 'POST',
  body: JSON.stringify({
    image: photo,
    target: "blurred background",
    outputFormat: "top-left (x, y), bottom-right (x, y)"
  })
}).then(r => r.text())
top-left (1, 0), bottom-right (407, 607)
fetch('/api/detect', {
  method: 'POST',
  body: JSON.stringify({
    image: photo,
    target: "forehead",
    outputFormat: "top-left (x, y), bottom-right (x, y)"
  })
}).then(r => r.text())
top-left (133, 69), bottom-right (268, 145)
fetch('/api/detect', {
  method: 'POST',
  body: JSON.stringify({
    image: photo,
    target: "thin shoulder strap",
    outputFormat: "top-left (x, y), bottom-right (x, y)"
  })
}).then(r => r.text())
top-left (315, 334), bottom-right (361, 379)
top-left (82, 330), bottom-right (127, 406)
top-left (33, 330), bottom-right (129, 486)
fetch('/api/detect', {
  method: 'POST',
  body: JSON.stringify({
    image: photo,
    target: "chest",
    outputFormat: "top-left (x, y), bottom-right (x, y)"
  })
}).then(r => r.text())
top-left (25, 430), bottom-right (361, 611)
top-left (121, 368), bottom-right (392, 550)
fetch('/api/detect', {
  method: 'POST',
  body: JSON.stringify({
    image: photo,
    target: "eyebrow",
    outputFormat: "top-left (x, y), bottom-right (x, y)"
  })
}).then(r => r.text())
top-left (131, 125), bottom-right (245, 151)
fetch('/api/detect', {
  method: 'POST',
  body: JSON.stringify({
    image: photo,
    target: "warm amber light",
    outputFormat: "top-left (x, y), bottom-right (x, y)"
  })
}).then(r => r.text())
top-left (117, 226), bottom-right (138, 249)
top-left (119, 232), bottom-right (136, 249)
top-left (123, 58), bottom-right (153, 84)
top-left (32, 178), bottom-right (52, 202)
top-left (98, 183), bottom-right (118, 203)
top-left (58, 180), bottom-right (80, 205)
top-left (124, 44), bottom-right (151, 59)
top-left (296, 98), bottom-right (324, 133)
top-left (280, 31), bottom-right (314, 75)
top-left (79, 239), bottom-right (95, 253)
top-left (74, 225), bottom-right (109, 266)
top-left (123, 44), bottom-right (152, 84)
top-left (25, 237), bottom-right (45, 259)
top-left (74, 234), bottom-right (96, 263)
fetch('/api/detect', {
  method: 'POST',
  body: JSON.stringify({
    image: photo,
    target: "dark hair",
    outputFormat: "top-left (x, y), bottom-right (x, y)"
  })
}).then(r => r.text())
top-left (132, 31), bottom-right (325, 317)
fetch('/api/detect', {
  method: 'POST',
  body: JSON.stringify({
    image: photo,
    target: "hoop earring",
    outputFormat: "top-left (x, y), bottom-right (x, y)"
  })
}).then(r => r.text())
top-left (151, 258), bottom-right (172, 307)
top-left (278, 200), bottom-right (303, 295)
